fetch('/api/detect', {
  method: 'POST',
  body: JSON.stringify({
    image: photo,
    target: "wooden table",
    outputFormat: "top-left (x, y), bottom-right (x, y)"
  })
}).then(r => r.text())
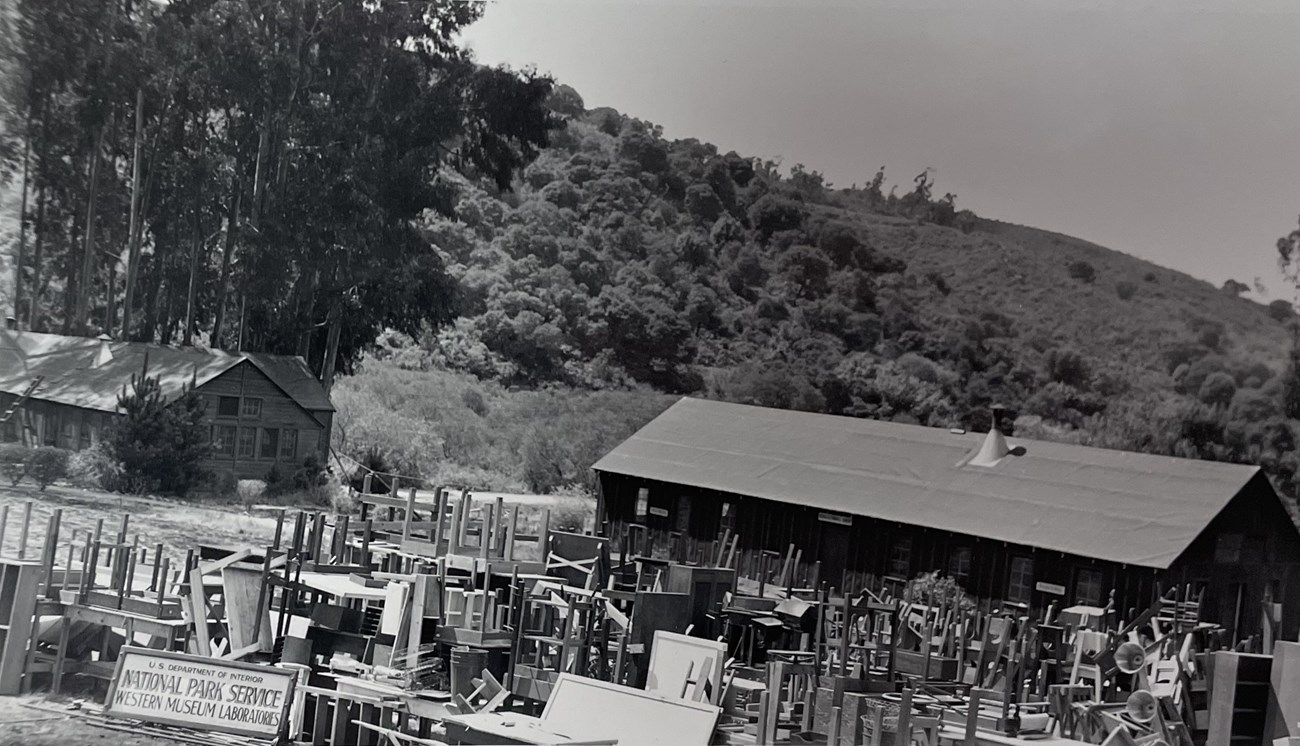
top-left (296, 571), bottom-right (392, 601)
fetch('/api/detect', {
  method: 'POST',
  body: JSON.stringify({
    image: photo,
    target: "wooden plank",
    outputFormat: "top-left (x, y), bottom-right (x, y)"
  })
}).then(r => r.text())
top-left (221, 564), bottom-right (273, 653)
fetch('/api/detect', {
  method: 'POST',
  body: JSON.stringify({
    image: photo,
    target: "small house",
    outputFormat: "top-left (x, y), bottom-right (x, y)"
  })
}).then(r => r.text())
top-left (0, 330), bottom-right (334, 481)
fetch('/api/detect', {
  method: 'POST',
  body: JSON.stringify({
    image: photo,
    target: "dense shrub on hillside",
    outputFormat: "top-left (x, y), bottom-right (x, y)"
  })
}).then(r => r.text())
top-left (1068, 261), bottom-right (1097, 284)
top-left (1116, 281), bottom-right (1137, 300)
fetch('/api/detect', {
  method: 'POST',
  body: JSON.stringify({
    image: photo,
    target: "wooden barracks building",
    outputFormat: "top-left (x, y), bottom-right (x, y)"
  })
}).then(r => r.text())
top-left (0, 329), bottom-right (334, 481)
top-left (593, 397), bottom-right (1300, 641)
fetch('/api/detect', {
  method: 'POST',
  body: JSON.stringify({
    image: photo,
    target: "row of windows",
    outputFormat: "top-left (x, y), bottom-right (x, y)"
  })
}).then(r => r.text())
top-left (890, 537), bottom-right (1106, 605)
top-left (214, 396), bottom-right (262, 419)
top-left (211, 425), bottom-right (312, 461)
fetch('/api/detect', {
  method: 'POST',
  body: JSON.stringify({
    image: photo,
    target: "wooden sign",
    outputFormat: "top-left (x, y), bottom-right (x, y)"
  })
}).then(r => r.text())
top-left (649, 507), bottom-right (669, 518)
top-left (105, 647), bottom-right (296, 739)
top-left (1035, 581), bottom-right (1066, 596)
top-left (818, 512), bottom-right (852, 526)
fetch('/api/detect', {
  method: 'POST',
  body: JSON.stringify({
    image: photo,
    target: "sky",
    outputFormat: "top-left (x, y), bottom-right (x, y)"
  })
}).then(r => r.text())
top-left (460, 0), bottom-right (1300, 301)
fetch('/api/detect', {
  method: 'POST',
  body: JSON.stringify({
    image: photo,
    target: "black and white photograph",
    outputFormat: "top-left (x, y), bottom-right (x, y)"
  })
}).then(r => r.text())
top-left (1, 1), bottom-right (1299, 744)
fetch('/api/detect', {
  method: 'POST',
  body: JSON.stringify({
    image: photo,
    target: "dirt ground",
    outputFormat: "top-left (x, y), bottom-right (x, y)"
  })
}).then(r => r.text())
top-left (0, 483), bottom-right (287, 566)
top-left (0, 696), bottom-right (183, 745)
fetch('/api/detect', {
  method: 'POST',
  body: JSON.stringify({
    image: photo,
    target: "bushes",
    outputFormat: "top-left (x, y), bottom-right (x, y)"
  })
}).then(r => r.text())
top-left (0, 444), bottom-right (30, 486)
top-left (29, 447), bottom-right (70, 490)
top-left (1116, 281), bottom-right (1137, 300)
top-left (68, 443), bottom-right (122, 491)
top-left (1068, 260), bottom-right (1096, 284)
top-left (0, 444), bottom-right (71, 490)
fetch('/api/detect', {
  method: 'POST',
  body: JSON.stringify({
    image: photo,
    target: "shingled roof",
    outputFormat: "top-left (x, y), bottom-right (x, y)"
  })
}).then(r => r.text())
top-left (592, 397), bottom-right (1266, 569)
top-left (0, 330), bottom-right (333, 414)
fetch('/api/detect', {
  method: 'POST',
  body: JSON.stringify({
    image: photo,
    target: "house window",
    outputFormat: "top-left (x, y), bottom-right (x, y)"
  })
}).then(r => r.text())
top-left (241, 398), bottom-right (263, 418)
top-left (216, 397), bottom-right (239, 418)
top-left (949, 547), bottom-right (971, 583)
top-left (237, 427), bottom-right (256, 458)
top-left (1008, 557), bottom-right (1034, 604)
top-left (635, 488), bottom-right (649, 519)
top-left (1215, 534), bottom-right (1243, 564)
top-left (259, 428), bottom-right (279, 459)
top-left (676, 495), bottom-right (692, 532)
top-left (889, 536), bottom-right (913, 577)
top-left (1076, 567), bottom-right (1104, 605)
top-left (280, 429), bottom-right (298, 460)
top-left (212, 425), bottom-right (236, 457)
top-left (79, 421), bottom-right (92, 450)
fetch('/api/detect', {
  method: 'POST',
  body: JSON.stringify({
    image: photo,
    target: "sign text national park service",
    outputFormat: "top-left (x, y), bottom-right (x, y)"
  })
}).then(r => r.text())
top-left (105, 647), bottom-right (296, 739)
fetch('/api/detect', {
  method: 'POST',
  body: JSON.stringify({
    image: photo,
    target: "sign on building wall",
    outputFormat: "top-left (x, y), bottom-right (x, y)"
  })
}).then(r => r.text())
top-left (818, 512), bottom-right (853, 526)
top-left (648, 507), bottom-right (669, 518)
top-left (105, 647), bottom-right (296, 739)
top-left (1035, 581), bottom-right (1066, 596)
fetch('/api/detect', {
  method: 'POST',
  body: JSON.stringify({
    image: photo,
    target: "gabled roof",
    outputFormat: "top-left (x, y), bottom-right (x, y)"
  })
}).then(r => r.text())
top-left (0, 330), bottom-right (334, 414)
top-left (592, 397), bottom-right (1266, 569)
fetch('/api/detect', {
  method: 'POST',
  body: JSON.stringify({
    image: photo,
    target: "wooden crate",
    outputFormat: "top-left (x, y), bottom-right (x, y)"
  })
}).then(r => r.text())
top-left (0, 559), bottom-right (44, 694)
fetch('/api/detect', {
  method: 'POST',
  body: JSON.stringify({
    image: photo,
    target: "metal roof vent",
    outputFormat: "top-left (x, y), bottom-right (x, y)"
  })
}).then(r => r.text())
top-left (969, 405), bottom-right (1011, 467)
top-left (92, 334), bottom-right (114, 368)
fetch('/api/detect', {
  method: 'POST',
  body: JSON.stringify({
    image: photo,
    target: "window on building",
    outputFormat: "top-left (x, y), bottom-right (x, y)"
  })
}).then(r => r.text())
top-left (635, 488), bottom-right (649, 520)
top-left (78, 421), bottom-right (92, 450)
top-left (237, 427), bottom-right (256, 458)
top-left (241, 398), bottom-right (263, 418)
top-left (1075, 567), bottom-right (1104, 605)
top-left (1215, 534), bottom-right (1243, 564)
top-left (1008, 557), bottom-right (1034, 604)
top-left (212, 425), bottom-right (236, 457)
top-left (217, 397), bottom-right (239, 418)
top-left (280, 429), bottom-right (298, 460)
top-left (889, 536), bottom-right (913, 577)
top-left (949, 547), bottom-right (971, 583)
top-left (259, 428), bottom-right (279, 459)
top-left (675, 495), bottom-right (692, 532)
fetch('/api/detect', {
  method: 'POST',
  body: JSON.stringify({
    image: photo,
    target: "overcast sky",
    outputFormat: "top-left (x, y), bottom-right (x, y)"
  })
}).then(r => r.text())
top-left (460, 0), bottom-right (1300, 301)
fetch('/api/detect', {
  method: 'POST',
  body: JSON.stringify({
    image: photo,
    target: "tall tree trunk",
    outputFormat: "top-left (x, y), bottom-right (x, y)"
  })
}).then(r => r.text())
top-left (236, 292), bottom-right (246, 351)
top-left (250, 111), bottom-right (271, 230)
top-left (12, 115), bottom-right (30, 327)
top-left (120, 87), bottom-right (145, 339)
top-left (320, 302), bottom-right (342, 393)
top-left (25, 180), bottom-right (46, 331)
top-left (212, 174), bottom-right (241, 349)
top-left (75, 125), bottom-right (107, 334)
top-left (182, 172), bottom-right (202, 346)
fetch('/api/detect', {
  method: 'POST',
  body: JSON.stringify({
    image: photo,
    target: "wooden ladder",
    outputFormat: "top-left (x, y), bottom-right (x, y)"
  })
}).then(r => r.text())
top-left (0, 376), bottom-right (43, 425)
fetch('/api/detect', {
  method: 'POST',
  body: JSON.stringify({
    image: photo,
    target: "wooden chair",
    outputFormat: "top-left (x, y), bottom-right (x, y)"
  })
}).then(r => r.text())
top-left (1047, 684), bottom-right (1094, 738)
top-left (1069, 629), bottom-right (1110, 700)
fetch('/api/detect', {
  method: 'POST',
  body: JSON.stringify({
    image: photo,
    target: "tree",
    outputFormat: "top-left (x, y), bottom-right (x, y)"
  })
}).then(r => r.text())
top-left (4, 0), bottom-right (560, 383)
top-left (1269, 299), bottom-right (1294, 322)
top-left (107, 358), bottom-right (210, 495)
top-left (1222, 279), bottom-right (1250, 297)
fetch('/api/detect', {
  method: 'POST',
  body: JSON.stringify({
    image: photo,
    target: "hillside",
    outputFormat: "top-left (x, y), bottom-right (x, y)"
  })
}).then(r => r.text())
top-left (325, 90), bottom-right (1300, 503)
